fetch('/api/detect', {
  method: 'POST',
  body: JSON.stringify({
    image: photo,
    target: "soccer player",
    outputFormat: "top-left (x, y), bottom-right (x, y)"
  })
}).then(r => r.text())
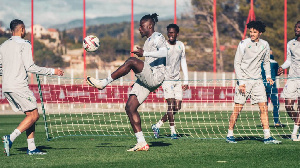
top-left (151, 24), bottom-right (188, 139)
top-left (86, 13), bottom-right (167, 151)
top-left (0, 19), bottom-right (64, 156)
top-left (226, 21), bottom-right (281, 144)
top-left (261, 50), bottom-right (281, 126)
top-left (278, 21), bottom-right (300, 141)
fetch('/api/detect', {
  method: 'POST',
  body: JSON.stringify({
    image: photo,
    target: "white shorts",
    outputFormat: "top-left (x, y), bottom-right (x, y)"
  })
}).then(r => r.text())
top-left (162, 80), bottom-right (183, 100)
top-left (234, 80), bottom-right (267, 105)
top-left (282, 79), bottom-right (300, 99)
top-left (129, 63), bottom-right (163, 104)
top-left (4, 89), bottom-right (37, 113)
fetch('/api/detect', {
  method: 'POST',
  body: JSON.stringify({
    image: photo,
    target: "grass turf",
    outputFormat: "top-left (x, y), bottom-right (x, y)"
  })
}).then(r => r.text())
top-left (1, 114), bottom-right (300, 168)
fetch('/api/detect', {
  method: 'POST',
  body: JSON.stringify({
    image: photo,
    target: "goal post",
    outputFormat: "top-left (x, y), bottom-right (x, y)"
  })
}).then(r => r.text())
top-left (35, 74), bottom-right (294, 140)
top-left (36, 74), bottom-right (50, 140)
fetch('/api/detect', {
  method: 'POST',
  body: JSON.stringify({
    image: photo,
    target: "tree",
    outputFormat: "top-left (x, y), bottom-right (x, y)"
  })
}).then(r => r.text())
top-left (32, 40), bottom-right (65, 68)
top-left (191, 0), bottom-right (300, 71)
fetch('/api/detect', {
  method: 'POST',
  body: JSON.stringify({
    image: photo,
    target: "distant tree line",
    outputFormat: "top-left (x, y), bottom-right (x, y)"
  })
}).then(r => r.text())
top-left (0, 0), bottom-right (299, 72)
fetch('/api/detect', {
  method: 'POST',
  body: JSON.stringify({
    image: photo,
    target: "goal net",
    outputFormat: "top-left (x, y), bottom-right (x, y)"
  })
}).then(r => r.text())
top-left (30, 74), bottom-right (294, 140)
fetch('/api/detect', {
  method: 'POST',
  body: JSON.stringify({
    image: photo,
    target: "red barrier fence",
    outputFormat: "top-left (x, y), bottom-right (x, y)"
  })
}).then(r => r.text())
top-left (0, 85), bottom-right (284, 104)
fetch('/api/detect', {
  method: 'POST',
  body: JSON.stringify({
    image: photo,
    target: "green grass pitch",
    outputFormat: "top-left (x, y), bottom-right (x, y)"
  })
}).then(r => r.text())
top-left (1, 114), bottom-right (300, 167)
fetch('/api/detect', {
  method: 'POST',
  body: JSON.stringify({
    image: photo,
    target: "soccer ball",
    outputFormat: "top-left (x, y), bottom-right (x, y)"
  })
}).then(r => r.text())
top-left (83, 35), bottom-right (100, 52)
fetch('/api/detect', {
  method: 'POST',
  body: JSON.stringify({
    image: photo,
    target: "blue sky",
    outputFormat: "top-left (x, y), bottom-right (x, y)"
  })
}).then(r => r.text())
top-left (0, 0), bottom-right (192, 28)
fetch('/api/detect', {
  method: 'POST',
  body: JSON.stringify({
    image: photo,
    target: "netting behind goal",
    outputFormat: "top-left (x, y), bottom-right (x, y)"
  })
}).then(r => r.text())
top-left (34, 74), bottom-right (294, 140)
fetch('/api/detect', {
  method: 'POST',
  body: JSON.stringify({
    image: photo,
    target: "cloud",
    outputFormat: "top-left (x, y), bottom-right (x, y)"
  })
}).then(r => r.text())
top-left (0, 0), bottom-right (192, 28)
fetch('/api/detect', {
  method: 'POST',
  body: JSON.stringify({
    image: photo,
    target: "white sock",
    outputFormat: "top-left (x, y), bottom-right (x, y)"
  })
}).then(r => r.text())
top-left (170, 126), bottom-right (176, 134)
top-left (10, 129), bottom-right (21, 142)
top-left (263, 129), bottom-right (271, 139)
top-left (156, 120), bottom-right (164, 128)
top-left (227, 129), bottom-right (234, 137)
top-left (104, 75), bottom-right (114, 86)
top-left (135, 131), bottom-right (146, 143)
top-left (27, 138), bottom-right (36, 151)
top-left (292, 125), bottom-right (299, 135)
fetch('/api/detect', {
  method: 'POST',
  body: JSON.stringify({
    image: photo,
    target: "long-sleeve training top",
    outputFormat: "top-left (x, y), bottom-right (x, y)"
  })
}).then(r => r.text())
top-left (281, 39), bottom-right (300, 78)
top-left (142, 32), bottom-right (168, 83)
top-left (234, 38), bottom-right (271, 85)
top-left (165, 40), bottom-right (188, 85)
top-left (0, 36), bottom-right (54, 92)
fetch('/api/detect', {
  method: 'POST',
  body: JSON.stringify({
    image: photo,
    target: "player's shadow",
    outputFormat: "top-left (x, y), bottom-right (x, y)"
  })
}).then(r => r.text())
top-left (278, 134), bottom-right (292, 139)
top-left (159, 133), bottom-right (190, 138)
top-left (256, 124), bottom-right (287, 128)
top-left (96, 143), bottom-right (127, 148)
top-left (149, 141), bottom-right (172, 147)
top-left (16, 145), bottom-right (75, 152)
top-left (235, 136), bottom-right (264, 142)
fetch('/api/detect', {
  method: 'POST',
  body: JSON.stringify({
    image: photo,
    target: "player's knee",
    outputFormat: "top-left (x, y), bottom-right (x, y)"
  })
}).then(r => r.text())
top-left (31, 113), bottom-right (39, 122)
top-left (167, 111), bottom-right (174, 116)
top-left (125, 104), bottom-right (135, 114)
top-left (125, 104), bottom-right (131, 113)
top-left (173, 105), bottom-right (181, 112)
top-left (175, 105), bottom-right (181, 111)
top-left (126, 57), bottom-right (139, 65)
top-left (35, 114), bottom-right (40, 121)
top-left (32, 110), bottom-right (40, 122)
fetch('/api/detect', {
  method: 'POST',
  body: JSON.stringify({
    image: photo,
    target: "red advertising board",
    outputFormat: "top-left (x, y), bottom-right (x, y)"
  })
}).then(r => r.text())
top-left (0, 85), bottom-right (284, 104)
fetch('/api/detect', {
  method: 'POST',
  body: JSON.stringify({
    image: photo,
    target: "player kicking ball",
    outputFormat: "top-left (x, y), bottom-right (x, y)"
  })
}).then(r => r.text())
top-left (278, 21), bottom-right (300, 141)
top-left (86, 13), bottom-right (167, 151)
top-left (0, 19), bottom-right (64, 156)
top-left (151, 24), bottom-right (188, 139)
top-left (226, 21), bottom-right (281, 144)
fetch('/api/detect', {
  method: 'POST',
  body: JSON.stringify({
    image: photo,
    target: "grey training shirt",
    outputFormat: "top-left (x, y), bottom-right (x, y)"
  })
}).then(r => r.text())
top-left (234, 38), bottom-right (271, 85)
top-left (281, 39), bottom-right (300, 78)
top-left (0, 36), bottom-right (54, 92)
top-left (165, 40), bottom-right (188, 85)
top-left (142, 32), bottom-right (168, 83)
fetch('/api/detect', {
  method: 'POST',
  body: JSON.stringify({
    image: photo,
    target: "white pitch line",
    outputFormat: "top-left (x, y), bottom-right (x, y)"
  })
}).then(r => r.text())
top-left (217, 161), bottom-right (227, 163)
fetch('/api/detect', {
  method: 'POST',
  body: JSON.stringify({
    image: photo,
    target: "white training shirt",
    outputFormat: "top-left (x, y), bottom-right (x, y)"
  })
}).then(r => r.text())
top-left (281, 39), bottom-right (300, 78)
top-left (234, 38), bottom-right (271, 85)
top-left (142, 32), bottom-right (168, 83)
top-left (0, 36), bottom-right (54, 92)
top-left (165, 40), bottom-right (188, 85)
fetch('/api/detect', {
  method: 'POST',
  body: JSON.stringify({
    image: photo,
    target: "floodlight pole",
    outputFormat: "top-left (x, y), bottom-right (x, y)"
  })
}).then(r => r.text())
top-left (174, 0), bottom-right (177, 24)
top-left (213, 0), bottom-right (217, 74)
top-left (130, 0), bottom-right (134, 83)
top-left (31, 0), bottom-right (34, 84)
top-left (284, 0), bottom-right (287, 76)
top-left (83, 0), bottom-right (87, 80)
top-left (242, 0), bottom-right (256, 40)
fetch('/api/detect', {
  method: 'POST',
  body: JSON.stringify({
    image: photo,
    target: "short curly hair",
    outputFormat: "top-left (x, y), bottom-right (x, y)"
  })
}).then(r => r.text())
top-left (247, 21), bottom-right (266, 33)
top-left (10, 19), bottom-right (24, 32)
top-left (167, 24), bottom-right (180, 33)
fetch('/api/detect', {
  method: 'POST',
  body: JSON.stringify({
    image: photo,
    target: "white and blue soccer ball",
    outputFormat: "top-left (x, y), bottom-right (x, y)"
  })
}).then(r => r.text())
top-left (83, 35), bottom-right (100, 52)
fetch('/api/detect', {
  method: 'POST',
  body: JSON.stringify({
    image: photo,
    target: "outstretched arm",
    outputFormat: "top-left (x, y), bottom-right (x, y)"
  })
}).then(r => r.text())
top-left (278, 43), bottom-right (292, 75)
top-left (22, 43), bottom-right (63, 76)
top-left (181, 44), bottom-right (188, 90)
top-left (132, 46), bottom-right (167, 58)
top-left (263, 44), bottom-right (273, 85)
top-left (131, 33), bottom-right (167, 58)
top-left (234, 41), bottom-right (246, 85)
